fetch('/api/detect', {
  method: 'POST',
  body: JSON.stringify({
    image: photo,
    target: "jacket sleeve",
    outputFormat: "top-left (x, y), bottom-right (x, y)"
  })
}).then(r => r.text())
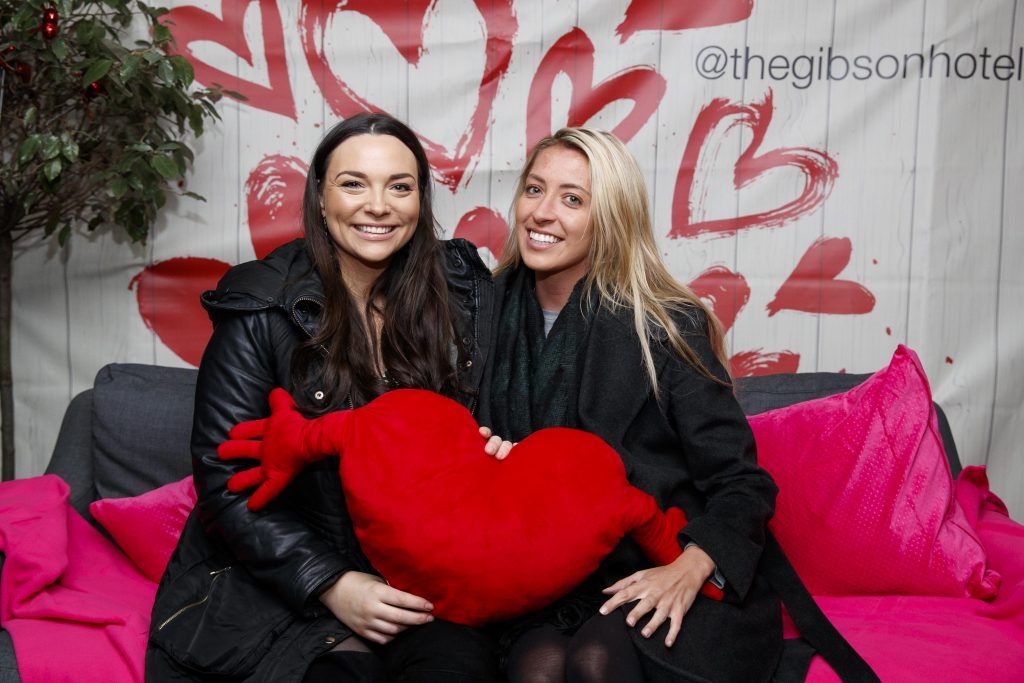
top-left (190, 309), bottom-right (354, 614)
top-left (664, 310), bottom-right (778, 602)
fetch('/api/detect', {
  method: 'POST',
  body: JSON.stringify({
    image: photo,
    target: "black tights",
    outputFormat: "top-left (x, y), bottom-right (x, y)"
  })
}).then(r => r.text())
top-left (506, 613), bottom-right (644, 683)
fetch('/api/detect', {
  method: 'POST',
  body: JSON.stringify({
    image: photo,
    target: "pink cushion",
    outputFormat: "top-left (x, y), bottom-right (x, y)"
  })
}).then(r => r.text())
top-left (89, 476), bottom-right (197, 582)
top-left (749, 345), bottom-right (1000, 599)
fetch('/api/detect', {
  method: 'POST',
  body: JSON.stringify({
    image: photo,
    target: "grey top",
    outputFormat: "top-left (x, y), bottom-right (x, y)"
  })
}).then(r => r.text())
top-left (542, 309), bottom-right (559, 336)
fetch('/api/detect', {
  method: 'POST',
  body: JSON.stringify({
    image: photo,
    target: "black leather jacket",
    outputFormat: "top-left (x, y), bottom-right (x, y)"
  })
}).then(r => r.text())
top-left (147, 238), bottom-right (493, 681)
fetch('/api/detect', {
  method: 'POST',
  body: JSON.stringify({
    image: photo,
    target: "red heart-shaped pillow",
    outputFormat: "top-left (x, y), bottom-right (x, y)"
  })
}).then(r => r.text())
top-left (223, 389), bottom-right (721, 625)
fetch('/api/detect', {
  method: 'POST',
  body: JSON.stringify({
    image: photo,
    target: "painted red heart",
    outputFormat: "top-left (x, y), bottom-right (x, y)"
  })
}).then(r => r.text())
top-left (452, 207), bottom-right (508, 261)
top-left (616, 0), bottom-right (754, 42)
top-left (161, 0), bottom-right (295, 119)
top-left (730, 350), bottom-right (800, 377)
top-left (671, 89), bottom-right (838, 240)
top-left (686, 265), bottom-right (799, 376)
top-left (688, 265), bottom-right (750, 333)
top-left (299, 0), bottom-right (517, 190)
top-left (766, 236), bottom-right (876, 316)
top-left (526, 27), bottom-right (666, 149)
top-left (245, 155), bottom-right (308, 259)
top-left (129, 257), bottom-right (231, 366)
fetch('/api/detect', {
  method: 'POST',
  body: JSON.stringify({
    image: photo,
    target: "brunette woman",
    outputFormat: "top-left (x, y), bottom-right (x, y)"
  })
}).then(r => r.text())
top-left (146, 114), bottom-right (498, 682)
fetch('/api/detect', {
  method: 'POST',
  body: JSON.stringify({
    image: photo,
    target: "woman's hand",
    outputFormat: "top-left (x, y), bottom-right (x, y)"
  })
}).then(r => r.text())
top-left (598, 545), bottom-right (717, 647)
top-left (319, 571), bottom-right (434, 645)
top-left (478, 426), bottom-right (515, 459)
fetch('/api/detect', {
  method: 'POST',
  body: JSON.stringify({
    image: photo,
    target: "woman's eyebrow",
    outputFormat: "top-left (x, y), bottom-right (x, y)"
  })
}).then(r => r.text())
top-left (332, 171), bottom-right (416, 182)
top-left (527, 173), bottom-right (590, 195)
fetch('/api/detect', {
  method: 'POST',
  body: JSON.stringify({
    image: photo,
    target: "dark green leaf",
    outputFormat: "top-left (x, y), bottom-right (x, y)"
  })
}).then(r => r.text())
top-left (129, 143), bottom-right (152, 152)
top-left (23, 106), bottom-right (38, 128)
top-left (41, 136), bottom-right (61, 160)
top-left (157, 142), bottom-right (182, 151)
top-left (87, 214), bottom-right (104, 231)
top-left (152, 22), bottom-right (172, 45)
top-left (120, 54), bottom-right (142, 80)
top-left (81, 59), bottom-right (114, 87)
top-left (169, 56), bottom-right (194, 86)
top-left (51, 38), bottom-right (69, 61)
top-left (58, 224), bottom-right (72, 247)
top-left (182, 191), bottom-right (206, 202)
top-left (17, 136), bottom-right (41, 167)
top-left (150, 154), bottom-right (179, 180)
top-left (222, 89), bottom-right (249, 101)
top-left (44, 211), bottom-right (61, 237)
top-left (22, 191), bottom-right (43, 212)
top-left (109, 177), bottom-right (129, 198)
top-left (143, 49), bottom-right (162, 64)
top-left (127, 175), bottom-right (144, 191)
top-left (157, 58), bottom-right (174, 85)
top-left (62, 139), bottom-right (80, 162)
top-left (188, 107), bottom-right (204, 136)
top-left (43, 158), bottom-right (63, 181)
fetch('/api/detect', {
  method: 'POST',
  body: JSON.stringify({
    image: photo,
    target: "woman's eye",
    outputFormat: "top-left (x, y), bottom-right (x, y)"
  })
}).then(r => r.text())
top-left (565, 194), bottom-right (582, 206)
top-left (525, 185), bottom-right (541, 196)
top-left (391, 183), bottom-right (412, 193)
top-left (340, 180), bottom-right (362, 189)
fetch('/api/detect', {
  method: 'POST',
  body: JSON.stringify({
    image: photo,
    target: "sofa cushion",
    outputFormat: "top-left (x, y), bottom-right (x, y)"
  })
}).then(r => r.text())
top-left (748, 345), bottom-right (999, 599)
top-left (89, 476), bottom-right (197, 582)
top-left (92, 364), bottom-right (197, 501)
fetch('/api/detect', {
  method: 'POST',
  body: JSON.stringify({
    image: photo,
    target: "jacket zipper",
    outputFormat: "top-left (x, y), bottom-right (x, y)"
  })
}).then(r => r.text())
top-left (156, 567), bottom-right (232, 631)
top-left (291, 296), bottom-right (328, 355)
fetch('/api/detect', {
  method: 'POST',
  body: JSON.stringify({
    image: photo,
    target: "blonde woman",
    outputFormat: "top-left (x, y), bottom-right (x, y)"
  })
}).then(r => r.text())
top-left (476, 128), bottom-right (782, 682)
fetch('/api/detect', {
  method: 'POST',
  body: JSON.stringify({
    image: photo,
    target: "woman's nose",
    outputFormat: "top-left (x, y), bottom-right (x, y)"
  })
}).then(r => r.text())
top-left (364, 189), bottom-right (391, 216)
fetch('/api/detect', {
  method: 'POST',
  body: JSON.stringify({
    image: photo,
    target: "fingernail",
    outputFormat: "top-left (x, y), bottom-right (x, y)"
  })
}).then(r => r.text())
top-left (599, 608), bottom-right (607, 615)
top-left (627, 619), bottom-right (635, 627)
top-left (642, 630), bottom-right (650, 638)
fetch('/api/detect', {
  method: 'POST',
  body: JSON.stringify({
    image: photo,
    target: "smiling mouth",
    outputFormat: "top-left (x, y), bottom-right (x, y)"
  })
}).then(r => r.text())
top-left (355, 225), bottom-right (397, 235)
top-left (528, 230), bottom-right (562, 245)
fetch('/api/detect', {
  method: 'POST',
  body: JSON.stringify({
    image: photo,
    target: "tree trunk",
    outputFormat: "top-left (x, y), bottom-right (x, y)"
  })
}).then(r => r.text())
top-left (0, 226), bottom-right (12, 480)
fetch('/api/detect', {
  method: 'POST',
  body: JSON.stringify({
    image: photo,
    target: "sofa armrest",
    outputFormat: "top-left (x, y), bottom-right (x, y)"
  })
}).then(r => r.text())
top-left (43, 389), bottom-right (96, 518)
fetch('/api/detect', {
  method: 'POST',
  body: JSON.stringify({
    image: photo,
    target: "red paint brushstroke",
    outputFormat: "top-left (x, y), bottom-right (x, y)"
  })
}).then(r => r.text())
top-left (162, 0), bottom-right (295, 119)
top-left (299, 0), bottom-right (517, 190)
top-left (671, 89), bottom-right (838, 240)
top-left (766, 237), bottom-right (876, 317)
top-left (886, 326), bottom-right (892, 335)
top-left (687, 265), bottom-right (749, 333)
top-left (453, 207), bottom-right (509, 261)
top-left (729, 350), bottom-right (800, 377)
top-left (946, 356), bottom-right (954, 364)
top-left (616, 0), bottom-right (754, 42)
top-left (246, 155), bottom-right (308, 259)
top-left (130, 257), bottom-right (231, 367)
top-left (526, 27), bottom-right (665, 149)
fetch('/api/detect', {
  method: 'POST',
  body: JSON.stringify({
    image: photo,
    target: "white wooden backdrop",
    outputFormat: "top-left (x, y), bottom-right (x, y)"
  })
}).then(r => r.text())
top-left (10, 0), bottom-right (1024, 518)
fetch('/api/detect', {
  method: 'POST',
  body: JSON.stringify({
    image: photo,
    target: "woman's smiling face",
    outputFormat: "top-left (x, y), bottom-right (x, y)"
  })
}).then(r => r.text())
top-left (515, 144), bottom-right (594, 284)
top-left (320, 133), bottom-right (420, 273)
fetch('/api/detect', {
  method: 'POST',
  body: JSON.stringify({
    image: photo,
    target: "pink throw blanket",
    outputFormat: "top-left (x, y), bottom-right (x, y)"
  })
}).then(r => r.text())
top-left (0, 475), bottom-right (156, 683)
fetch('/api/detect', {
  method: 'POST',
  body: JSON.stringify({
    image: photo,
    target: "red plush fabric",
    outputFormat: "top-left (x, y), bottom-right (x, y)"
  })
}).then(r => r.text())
top-left (223, 388), bottom-right (722, 626)
top-left (89, 476), bottom-right (197, 582)
top-left (749, 345), bottom-right (1000, 599)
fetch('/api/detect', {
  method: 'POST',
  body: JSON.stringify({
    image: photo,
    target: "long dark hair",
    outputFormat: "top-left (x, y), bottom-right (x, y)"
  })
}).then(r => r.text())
top-left (292, 113), bottom-right (458, 412)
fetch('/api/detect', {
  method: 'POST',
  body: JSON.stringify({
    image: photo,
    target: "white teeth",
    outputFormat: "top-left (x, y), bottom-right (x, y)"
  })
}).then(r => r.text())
top-left (529, 230), bottom-right (561, 244)
top-left (357, 225), bottom-right (394, 234)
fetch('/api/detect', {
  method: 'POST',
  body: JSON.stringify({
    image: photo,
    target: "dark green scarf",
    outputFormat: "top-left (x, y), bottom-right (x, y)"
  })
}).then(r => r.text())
top-left (489, 266), bottom-right (593, 442)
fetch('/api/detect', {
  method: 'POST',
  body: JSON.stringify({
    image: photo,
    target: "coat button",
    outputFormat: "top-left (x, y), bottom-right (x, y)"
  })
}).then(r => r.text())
top-left (314, 390), bottom-right (325, 401)
top-left (462, 336), bottom-right (472, 346)
top-left (464, 360), bottom-right (473, 368)
top-left (324, 635), bottom-right (337, 646)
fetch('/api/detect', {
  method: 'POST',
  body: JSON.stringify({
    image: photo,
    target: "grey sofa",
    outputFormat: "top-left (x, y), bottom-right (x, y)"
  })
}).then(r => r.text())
top-left (0, 363), bottom-right (962, 682)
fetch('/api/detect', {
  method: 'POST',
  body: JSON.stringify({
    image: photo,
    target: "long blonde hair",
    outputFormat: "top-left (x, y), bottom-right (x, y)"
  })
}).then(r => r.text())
top-left (497, 127), bottom-right (730, 393)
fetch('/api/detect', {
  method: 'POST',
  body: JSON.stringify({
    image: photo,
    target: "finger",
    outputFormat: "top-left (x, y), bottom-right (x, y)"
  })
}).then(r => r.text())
top-left (374, 605), bottom-right (434, 628)
top-left (626, 598), bottom-right (654, 628)
top-left (599, 585), bottom-right (639, 615)
top-left (641, 604), bottom-right (670, 639)
top-left (495, 440), bottom-right (514, 460)
top-left (602, 571), bottom-right (643, 595)
top-left (666, 608), bottom-right (684, 648)
top-left (247, 477), bottom-right (289, 511)
top-left (268, 388), bottom-right (297, 412)
top-left (227, 467), bottom-right (264, 493)
top-left (484, 434), bottom-right (503, 456)
top-left (479, 426), bottom-right (492, 439)
top-left (228, 418), bottom-right (268, 440)
top-left (217, 440), bottom-right (262, 460)
top-left (378, 585), bottom-right (434, 612)
top-left (367, 619), bottom-right (405, 636)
